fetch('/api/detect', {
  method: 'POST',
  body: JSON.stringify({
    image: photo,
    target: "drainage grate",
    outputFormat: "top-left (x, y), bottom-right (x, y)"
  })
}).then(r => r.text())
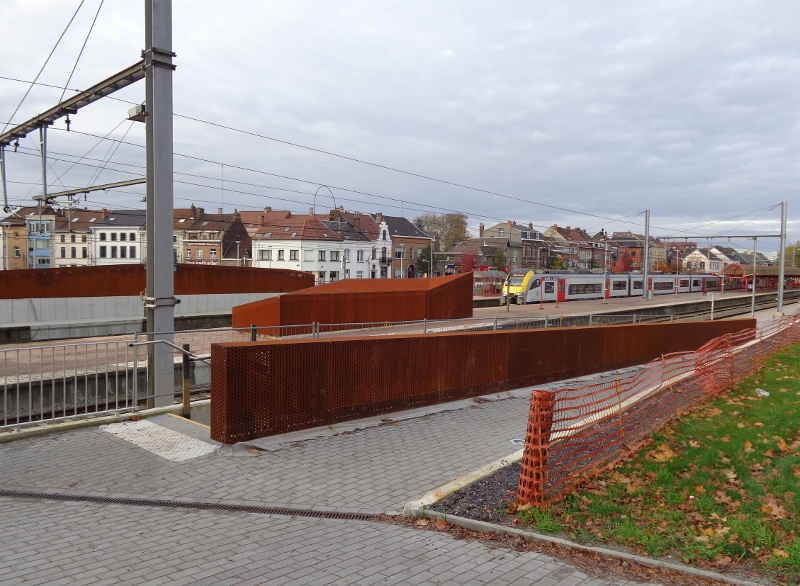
top-left (0, 490), bottom-right (379, 521)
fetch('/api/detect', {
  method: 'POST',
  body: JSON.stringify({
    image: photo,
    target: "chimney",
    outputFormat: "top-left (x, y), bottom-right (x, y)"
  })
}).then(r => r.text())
top-left (337, 230), bottom-right (343, 240)
top-left (506, 220), bottom-right (513, 227)
top-left (264, 206), bottom-right (272, 212)
top-left (259, 215), bottom-right (265, 225)
top-left (338, 205), bottom-right (344, 212)
top-left (218, 208), bottom-right (223, 214)
top-left (190, 204), bottom-right (197, 219)
top-left (354, 212), bottom-right (361, 231)
top-left (376, 212), bottom-right (383, 224)
top-left (479, 223), bottom-right (484, 237)
top-left (528, 222), bottom-right (532, 230)
top-left (101, 208), bottom-right (108, 218)
top-left (310, 207), bottom-right (315, 215)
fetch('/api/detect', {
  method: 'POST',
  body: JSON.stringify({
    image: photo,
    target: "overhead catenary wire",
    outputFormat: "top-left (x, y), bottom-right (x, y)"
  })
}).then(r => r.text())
top-left (57, 0), bottom-right (105, 105)
top-left (0, 0), bottom-right (87, 135)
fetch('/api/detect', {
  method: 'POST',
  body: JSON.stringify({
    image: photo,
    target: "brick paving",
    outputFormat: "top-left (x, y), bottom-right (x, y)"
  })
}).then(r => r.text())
top-left (0, 497), bottom-right (644, 586)
top-left (0, 396), bottom-right (663, 584)
top-left (2, 397), bottom-right (533, 515)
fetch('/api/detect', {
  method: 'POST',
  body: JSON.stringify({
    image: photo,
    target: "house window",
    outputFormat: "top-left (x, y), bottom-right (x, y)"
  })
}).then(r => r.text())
top-left (111, 233), bottom-right (117, 241)
top-left (81, 235), bottom-right (87, 242)
top-left (259, 250), bottom-right (271, 261)
top-left (409, 247), bottom-right (414, 259)
top-left (100, 233), bottom-right (107, 241)
top-left (210, 249), bottom-right (217, 260)
top-left (14, 247), bottom-right (20, 257)
top-left (330, 251), bottom-right (340, 261)
top-left (394, 247), bottom-right (403, 259)
top-left (110, 246), bottom-right (117, 258)
top-left (60, 235), bottom-right (66, 243)
top-left (130, 247), bottom-right (136, 259)
top-left (290, 250), bottom-right (299, 261)
top-left (318, 250), bottom-right (326, 261)
top-left (71, 234), bottom-right (76, 243)
top-left (82, 247), bottom-right (87, 258)
top-left (36, 258), bottom-right (50, 266)
top-left (99, 246), bottom-right (107, 258)
top-left (356, 271), bottom-right (363, 278)
top-left (197, 249), bottom-right (204, 260)
top-left (499, 228), bottom-right (505, 237)
top-left (357, 250), bottom-right (364, 262)
top-left (71, 247), bottom-right (76, 258)
top-left (60, 247), bottom-right (66, 258)
top-left (14, 231), bottom-right (19, 238)
top-left (120, 247), bottom-right (127, 258)
top-left (120, 233), bottom-right (127, 241)
top-left (318, 271), bottom-right (326, 282)
top-left (277, 250), bottom-right (285, 261)
top-left (186, 248), bottom-right (191, 260)
top-left (329, 271), bottom-right (338, 281)
top-left (394, 268), bottom-right (402, 278)
top-left (130, 233), bottom-right (136, 241)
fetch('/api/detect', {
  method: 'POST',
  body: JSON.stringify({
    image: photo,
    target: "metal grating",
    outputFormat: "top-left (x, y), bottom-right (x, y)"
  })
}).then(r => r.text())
top-left (211, 319), bottom-right (756, 444)
top-left (0, 490), bottom-right (379, 521)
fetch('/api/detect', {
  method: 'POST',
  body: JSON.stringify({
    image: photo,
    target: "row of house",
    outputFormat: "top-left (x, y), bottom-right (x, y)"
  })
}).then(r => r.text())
top-left (2, 204), bottom-right (772, 279)
top-left (0, 205), bottom-right (249, 271)
top-left (443, 221), bottom-right (772, 275)
top-left (0, 205), bottom-right (435, 283)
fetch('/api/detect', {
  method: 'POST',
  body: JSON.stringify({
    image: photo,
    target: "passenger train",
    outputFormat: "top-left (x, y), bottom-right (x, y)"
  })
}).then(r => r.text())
top-left (501, 269), bottom-right (722, 305)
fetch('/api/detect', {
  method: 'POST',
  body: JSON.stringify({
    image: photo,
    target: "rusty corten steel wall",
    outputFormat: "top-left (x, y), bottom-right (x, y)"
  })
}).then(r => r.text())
top-left (0, 265), bottom-right (314, 299)
top-left (211, 318), bottom-right (755, 443)
top-left (231, 273), bottom-right (473, 329)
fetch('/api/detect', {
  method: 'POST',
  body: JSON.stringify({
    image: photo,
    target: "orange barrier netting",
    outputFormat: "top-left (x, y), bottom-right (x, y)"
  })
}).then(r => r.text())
top-left (517, 316), bottom-right (800, 506)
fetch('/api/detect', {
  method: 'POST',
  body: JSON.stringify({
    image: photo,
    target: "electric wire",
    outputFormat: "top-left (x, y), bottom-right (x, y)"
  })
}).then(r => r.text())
top-left (1, 0), bottom-right (87, 135)
top-left (58, 0), bottom-right (105, 104)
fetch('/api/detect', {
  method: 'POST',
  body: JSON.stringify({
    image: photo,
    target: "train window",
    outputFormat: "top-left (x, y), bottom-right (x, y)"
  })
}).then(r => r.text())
top-left (568, 283), bottom-right (602, 295)
top-left (508, 272), bottom-right (528, 286)
top-left (544, 282), bottom-right (554, 293)
top-left (706, 279), bottom-right (720, 289)
top-left (692, 280), bottom-right (701, 287)
top-left (633, 280), bottom-right (643, 289)
top-left (680, 280), bottom-right (689, 287)
top-left (653, 282), bottom-right (673, 290)
top-left (612, 280), bottom-right (627, 291)
top-left (530, 278), bottom-right (541, 289)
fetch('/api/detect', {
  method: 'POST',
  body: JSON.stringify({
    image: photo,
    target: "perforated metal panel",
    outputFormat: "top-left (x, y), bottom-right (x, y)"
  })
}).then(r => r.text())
top-left (211, 319), bottom-right (756, 444)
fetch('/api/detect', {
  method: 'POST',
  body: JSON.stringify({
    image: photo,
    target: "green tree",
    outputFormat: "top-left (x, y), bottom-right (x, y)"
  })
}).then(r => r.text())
top-left (417, 246), bottom-right (434, 276)
top-left (413, 213), bottom-right (470, 251)
top-left (490, 249), bottom-right (507, 271)
top-left (784, 240), bottom-right (800, 267)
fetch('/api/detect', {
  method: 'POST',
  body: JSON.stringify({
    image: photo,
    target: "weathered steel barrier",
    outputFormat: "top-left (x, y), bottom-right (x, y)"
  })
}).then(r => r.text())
top-left (210, 319), bottom-right (755, 444)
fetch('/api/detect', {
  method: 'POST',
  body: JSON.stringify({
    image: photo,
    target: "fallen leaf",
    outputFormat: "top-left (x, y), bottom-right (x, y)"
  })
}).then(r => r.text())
top-left (754, 422), bottom-right (765, 428)
top-left (415, 519), bottom-right (430, 526)
top-left (774, 436), bottom-right (791, 454)
top-left (434, 519), bottom-right (448, 529)
top-left (744, 441), bottom-right (754, 452)
top-left (773, 549), bottom-right (790, 559)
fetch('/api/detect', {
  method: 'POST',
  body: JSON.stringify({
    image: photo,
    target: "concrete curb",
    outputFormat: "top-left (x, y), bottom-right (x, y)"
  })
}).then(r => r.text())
top-left (0, 399), bottom-right (211, 444)
top-left (403, 449), bottom-right (524, 517)
top-left (410, 509), bottom-right (764, 586)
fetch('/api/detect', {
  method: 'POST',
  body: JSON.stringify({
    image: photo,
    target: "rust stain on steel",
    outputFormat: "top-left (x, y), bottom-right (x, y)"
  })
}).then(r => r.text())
top-left (211, 318), bottom-right (755, 443)
top-left (231, 272), bottom-right (473, 330)
top-left (0, 265), bottom-right (314, 299)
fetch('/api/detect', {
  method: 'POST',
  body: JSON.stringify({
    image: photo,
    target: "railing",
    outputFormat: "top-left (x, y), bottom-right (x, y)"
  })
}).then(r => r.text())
top-left (1, 299), bottom-right (785, 432)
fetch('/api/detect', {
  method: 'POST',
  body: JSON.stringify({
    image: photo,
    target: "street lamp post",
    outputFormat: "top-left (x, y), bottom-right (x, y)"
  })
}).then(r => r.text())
top-left (1, 222), bottom-right (10, 271)
top-left (400, 244), bottom-right (405, 278)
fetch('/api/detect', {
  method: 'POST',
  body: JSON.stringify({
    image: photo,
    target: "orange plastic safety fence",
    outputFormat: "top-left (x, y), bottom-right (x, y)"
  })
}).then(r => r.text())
top-left (517, 391), bottom-right (556, 506)
top-left (518, 316), bottom-right (800, 507)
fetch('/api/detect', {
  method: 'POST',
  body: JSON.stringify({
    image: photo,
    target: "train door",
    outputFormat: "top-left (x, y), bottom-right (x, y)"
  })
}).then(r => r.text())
top-left (557, 278), bottom-right (566, 303)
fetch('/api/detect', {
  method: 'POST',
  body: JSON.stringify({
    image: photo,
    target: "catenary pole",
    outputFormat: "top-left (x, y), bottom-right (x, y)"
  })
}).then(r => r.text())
top-left (777, 201), bottom-right (787, 314)
top-left (145, 0), bottom-right (176, 408)
top-left (642, 209), bottom-right (650, 299)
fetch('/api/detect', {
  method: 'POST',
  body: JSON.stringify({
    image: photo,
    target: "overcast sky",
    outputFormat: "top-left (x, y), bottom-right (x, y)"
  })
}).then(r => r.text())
top-left (1, 1), bottom-right (797, 255)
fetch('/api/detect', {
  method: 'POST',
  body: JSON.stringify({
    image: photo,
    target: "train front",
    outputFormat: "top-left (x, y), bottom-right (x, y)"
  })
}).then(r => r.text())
top-left (501, 269), bottom-right (533, 305)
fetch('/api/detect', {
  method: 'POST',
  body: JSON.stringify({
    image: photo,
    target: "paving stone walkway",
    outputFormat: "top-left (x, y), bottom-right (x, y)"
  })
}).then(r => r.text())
top-left (0, 395), bottom-right (673, 584)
